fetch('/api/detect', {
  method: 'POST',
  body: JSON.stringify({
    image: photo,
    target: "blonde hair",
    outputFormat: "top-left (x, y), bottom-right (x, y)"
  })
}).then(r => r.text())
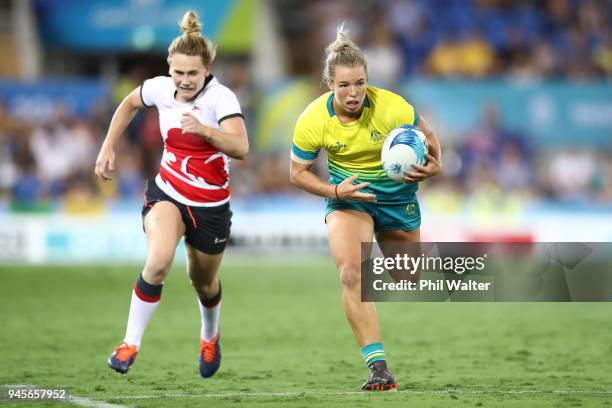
top-left (322, 24), bottom-right (368, 84)
top-left (167, 10), bottom-right (217, 66)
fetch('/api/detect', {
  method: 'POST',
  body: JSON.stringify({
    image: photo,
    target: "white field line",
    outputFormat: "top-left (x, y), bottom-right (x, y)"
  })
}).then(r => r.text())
top-left (68, 396), bottom-right (131, 408)
top-left (102, 389), bottom-right (612, 399)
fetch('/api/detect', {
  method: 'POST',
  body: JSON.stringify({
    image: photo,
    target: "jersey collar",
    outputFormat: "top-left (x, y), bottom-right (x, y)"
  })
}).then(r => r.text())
top-left (326, 93), bottom-right (336, 117)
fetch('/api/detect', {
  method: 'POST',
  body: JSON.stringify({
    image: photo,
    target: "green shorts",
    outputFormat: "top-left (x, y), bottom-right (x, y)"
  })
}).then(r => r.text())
top-left (325, 197), bottom-right (421, 232)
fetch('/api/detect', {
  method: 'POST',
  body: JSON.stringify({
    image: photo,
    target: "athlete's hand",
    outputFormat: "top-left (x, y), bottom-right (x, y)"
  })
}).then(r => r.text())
top-left (335, 175), bottom-right (377, 202)
top-left (403, 153), bottom-right (442, 183)
top-left (181, 112), bottom-right (208, 137)
top-left (94, 146), bottom-right (116, 181)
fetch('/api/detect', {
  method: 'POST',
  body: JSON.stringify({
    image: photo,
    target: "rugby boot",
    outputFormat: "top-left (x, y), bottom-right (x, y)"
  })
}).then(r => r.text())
top-left (199, 335), bottom-right (221, 377)
top-left (361, 361), bottom-right (398, 391)
top-left (108, 341), bottom-right (138, 374)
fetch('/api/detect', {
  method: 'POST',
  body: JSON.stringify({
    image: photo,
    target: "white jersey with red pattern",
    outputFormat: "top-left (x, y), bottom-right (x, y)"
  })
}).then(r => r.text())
top-left (140, 75), bottom-right (242, 207)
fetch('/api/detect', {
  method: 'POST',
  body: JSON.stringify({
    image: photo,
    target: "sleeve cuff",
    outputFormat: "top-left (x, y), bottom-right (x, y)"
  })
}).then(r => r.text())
top-left (290, 151), bottom-right (316, 164)
top-left (291, 143), bottom-right (319, 162)
top-left (218, 112), bottom-right (244, 124)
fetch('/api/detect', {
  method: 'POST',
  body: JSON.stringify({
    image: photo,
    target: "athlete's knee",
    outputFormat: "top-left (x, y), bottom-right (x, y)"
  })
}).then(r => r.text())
top-left (191, 278), bottom-right (218, 298)
top-left (143, 255), bottom-right (173, 283)
top-left (338, 262), bottom-right (361, 291)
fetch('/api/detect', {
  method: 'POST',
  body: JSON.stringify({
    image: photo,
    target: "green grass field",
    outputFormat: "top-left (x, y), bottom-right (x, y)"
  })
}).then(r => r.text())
top-left (1, 255), bottom-right (611, 407)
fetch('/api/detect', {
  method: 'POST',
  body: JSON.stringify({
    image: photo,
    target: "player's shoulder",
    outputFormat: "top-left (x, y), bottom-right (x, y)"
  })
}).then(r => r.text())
top-left (143, 75), bottom-right (173, 90)
top-left (140, 76), bottom-right (173, 107)
top-left (296, 92), bottom-right (331, 126)
top-left (368, 85), bottom-right (418, 126)
top-left (367, 85), bottom-right (410, 106)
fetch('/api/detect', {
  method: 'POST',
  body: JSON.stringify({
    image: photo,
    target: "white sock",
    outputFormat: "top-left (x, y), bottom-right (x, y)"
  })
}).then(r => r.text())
top-left (198, 300), bottom-right (220, 341)
top-left (123, 289), bottom-right (160, 348)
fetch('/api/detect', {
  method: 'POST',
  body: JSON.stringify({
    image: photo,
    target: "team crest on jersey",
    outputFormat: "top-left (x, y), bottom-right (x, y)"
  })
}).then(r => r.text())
top-left (370, 129), bottom-right (384, 143)
top-left (329, 140), bottom-right (347, 153)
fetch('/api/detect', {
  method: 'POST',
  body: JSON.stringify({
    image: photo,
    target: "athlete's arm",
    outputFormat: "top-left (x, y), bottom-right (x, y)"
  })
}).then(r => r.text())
top-left (94, 87), bottom-right (144, 181)
top-left (290, 160), bottom-right (376, 202)
top-left (180, 113), bottom-right (249, 160)
top-left (404, 115), bottom-right (442, 183)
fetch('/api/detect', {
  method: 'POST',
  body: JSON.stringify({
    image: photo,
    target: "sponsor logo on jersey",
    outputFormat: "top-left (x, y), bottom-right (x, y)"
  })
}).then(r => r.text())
top-left (329, 140), bottom-right (347, 153)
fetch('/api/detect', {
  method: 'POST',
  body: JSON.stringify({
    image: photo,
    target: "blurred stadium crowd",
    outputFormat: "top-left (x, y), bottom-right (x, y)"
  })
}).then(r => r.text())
top-left (281, 0), bottom-right (612, 81)
top-left (0, 0), bottom-right (611, 213)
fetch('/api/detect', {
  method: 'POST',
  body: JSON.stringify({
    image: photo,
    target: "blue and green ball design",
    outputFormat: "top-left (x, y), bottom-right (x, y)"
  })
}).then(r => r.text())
top-left (381, 125), bottom-right (428, 182)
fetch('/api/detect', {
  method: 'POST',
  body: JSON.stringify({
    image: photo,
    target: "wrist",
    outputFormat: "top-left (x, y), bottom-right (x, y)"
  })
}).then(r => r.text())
top-left (334, 184), bottom-right (340, 200)
top-left (201, 125), bottom-right (213, 141)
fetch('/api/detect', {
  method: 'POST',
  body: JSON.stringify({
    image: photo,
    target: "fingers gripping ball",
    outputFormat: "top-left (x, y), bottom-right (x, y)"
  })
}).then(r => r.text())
top-left (381, 125), bottom-right (428, 182)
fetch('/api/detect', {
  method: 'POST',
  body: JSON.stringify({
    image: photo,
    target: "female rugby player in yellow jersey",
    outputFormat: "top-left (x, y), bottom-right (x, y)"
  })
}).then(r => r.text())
top-left (290, 25), bottom-right (442, 391)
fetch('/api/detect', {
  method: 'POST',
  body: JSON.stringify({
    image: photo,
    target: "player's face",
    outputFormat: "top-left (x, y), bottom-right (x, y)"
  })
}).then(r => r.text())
top-left (330, 65), bottom-right (368, 116)
top-left (169, 53), bottom-right (210, 102)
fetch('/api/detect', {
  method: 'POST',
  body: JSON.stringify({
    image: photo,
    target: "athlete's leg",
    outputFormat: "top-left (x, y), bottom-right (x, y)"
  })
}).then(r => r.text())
top-left (185, 243), bottom-right (224, 377)
top-left (186, 243), bottom-right (224, 300)
top-left (351, 228), bottom-right (422, 389)
top-left (142, 201), bottom-right (186, 283)
top-left (124, 201), bottom-right (185, 345)
top-left (375, 228), bottom-right (422, 282)
top-left (375, 228), bottom-right (420, 245)
top-left (187, 243), bottom-right (224, 342)
top-left (109, 201), bottom-right (185, 373)
top-left (328, 209), bottom-right (397, 390)
top-left (326, 210), bottom-right (378, 346)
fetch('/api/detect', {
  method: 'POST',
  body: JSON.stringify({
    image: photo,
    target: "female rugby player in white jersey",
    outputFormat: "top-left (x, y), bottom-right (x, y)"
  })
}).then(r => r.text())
top-left (94, 10), bottom-right (248, 378)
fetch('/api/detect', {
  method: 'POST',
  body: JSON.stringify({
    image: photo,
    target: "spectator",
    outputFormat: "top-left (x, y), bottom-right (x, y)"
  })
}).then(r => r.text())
top-left (457, 29), bottom-right (496, 77)
top-left (426, 33), bottom-right (461, 77)
top-left (494, 142), bottom-right (532, 194)
top-left (547, 147), bottom-right (597, 202)
top-left (362, 21), bottom-right (403, 88)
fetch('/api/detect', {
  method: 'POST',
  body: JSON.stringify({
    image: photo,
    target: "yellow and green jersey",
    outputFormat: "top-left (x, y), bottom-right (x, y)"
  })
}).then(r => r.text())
top-left (291, 86), bottom-right (420, 204)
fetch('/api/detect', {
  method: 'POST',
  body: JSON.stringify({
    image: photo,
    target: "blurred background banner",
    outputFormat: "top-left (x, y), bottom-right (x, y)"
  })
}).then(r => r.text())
top-left (0, 0), bottom-right (611, 264)
top-left (0, 79), bottom-right (107, 121)
top-left (33, 0), bottom-right (254, 53)
top-left (404, 79), bottom-right (612, 147)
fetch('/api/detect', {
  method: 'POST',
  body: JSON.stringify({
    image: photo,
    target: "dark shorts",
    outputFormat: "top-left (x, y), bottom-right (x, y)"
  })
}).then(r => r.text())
top-left (325, 197), bottom-right (421, 232)
top-left (142, 180), bottom-right (232, 255)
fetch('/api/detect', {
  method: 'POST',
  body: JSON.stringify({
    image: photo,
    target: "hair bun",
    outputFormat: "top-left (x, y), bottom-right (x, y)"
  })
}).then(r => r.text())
top-left (180, 10), bottom-right (202, 35)
top-left (325, 23), bottom-right (356, 55)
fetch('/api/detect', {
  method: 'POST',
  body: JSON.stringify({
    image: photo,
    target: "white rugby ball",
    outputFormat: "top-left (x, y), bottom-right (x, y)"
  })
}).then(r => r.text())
top-left (381, 125), bottom-right (428, 182)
